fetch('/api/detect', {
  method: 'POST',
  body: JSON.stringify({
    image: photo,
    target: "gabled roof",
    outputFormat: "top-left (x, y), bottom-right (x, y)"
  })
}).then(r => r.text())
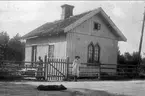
top-left (64, 7), bottom-right (127, 41)
top-left (22, 7), bottom-right (127, 41)
top-left (22, 10), bottom-right (91, 39)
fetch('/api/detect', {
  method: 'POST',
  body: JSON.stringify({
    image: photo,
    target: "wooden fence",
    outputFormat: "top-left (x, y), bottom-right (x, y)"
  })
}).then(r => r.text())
top-left (44, 58), bottom-right (69, 81)
top-left (0, 58), bottom-right (144, 81)
top-left (0, 57), bottom-right (70, 81)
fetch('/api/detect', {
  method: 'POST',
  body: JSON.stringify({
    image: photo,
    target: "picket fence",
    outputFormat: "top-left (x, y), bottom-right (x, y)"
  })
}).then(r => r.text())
top-left (0, 57), bottom-right (141, 81)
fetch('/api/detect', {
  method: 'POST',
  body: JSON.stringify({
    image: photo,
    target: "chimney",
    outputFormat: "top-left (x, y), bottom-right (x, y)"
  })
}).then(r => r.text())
top-left (61, 4), bottom-right (74, 19)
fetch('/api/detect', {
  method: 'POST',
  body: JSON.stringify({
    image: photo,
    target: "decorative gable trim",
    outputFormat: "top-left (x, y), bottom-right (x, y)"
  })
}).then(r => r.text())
top-left (100, 9), bottom-right (127, 41)
top-left (64, 7), bottom-right (127, 41)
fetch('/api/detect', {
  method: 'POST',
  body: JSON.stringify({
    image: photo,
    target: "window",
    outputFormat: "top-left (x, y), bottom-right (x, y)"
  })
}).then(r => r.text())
top-left (87, 42), bottom-right (94, 63)
top-left (48, 45), bottom-right (54, 58)
top-left (31, 45), bottom-right (37, 62)
top-left (94, 43), bottom-right (100, 63)
top-left (87, 42), bottom-right (100, 63)
top-left (94, 22), bottom-right (101, 30)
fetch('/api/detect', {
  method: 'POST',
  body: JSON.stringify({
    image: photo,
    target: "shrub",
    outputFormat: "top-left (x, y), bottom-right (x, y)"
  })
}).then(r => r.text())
top-left (0, 66), bottom-right (23, 81)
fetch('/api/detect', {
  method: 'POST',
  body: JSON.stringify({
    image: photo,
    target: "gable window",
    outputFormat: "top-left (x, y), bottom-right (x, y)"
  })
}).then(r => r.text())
top-left (94, 22), bottom-right (101, 30)
top-left (48, 45), bottom-right (54, 58)
top-left (87, 42), bottom-right (101, 64)
top-left (94, 43), bottom-right (100, 63)
top-left (31, 45), bottom-right (37, 66)
top-left (87, 42), bottom-right (94, 63)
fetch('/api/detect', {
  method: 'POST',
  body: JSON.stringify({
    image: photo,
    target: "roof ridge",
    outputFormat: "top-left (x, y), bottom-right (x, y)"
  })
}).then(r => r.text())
top-left (46, 10), bottom-right (93, 24)
top-left (22, 9), bottom-right (93, 39)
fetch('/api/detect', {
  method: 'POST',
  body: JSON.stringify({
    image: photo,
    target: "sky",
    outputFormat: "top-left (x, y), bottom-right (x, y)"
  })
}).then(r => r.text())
top-left (0, 1), bottom-right (145, 56)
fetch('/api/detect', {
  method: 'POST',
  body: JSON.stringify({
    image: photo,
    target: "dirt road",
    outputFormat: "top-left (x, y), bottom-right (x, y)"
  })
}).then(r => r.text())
top-left (1, 80), bottom-right (145, 96)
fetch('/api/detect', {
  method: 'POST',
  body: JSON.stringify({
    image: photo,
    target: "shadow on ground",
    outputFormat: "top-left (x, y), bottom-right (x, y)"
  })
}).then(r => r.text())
top-left (0, 81), bottom-right (128, 96)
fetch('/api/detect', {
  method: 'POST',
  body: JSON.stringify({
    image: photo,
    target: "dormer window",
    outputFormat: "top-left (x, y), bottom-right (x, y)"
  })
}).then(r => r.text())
top-left (94, 22), bottom-right (101, 30)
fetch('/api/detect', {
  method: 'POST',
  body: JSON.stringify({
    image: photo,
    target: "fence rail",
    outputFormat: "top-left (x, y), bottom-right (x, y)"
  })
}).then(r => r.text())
top-left (0, 58), bottom-right (145, 81)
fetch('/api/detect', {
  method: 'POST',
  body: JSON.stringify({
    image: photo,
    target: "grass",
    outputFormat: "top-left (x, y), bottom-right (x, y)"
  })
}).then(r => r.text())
top-left (0, 81), bottom-right (128, 96)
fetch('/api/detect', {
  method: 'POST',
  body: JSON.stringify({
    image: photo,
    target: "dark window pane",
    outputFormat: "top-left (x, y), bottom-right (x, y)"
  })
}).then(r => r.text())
top-left (48, 45), bottom-right (54, 58)
top-left (94, 44), bottom-right (100, 63)
top-left (94, 22), bottom-right (101, 30)
top-left (88, 43), bottom-right (94, 63)
top-left (31, 45), bottom-right (37, 66)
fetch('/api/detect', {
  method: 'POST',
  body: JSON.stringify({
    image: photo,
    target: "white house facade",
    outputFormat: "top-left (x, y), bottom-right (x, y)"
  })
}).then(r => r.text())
top-left (23, 4), bottom-right (127, 73)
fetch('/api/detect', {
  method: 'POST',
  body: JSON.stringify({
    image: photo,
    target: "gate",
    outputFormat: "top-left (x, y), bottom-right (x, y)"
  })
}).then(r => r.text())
top-left (0, 57), bottom-right (70, 81)
top-left (44, 57), bottom-right (70, 81)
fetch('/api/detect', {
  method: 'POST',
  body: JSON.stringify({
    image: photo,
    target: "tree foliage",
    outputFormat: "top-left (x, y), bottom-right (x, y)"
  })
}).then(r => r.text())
top-left (117, 50), bottom-right (141, 65)
top-left (117, 48), bottom-right (142, 78)
top-left (0, 32), bottom-right (25, 61)
top-left (8, 33), bottom-right (25, 61)
top-left (0, 31), bottom-right (10, 60)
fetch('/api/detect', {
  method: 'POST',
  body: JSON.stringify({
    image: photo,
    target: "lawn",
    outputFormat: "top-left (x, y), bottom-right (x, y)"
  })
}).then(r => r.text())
top-left (0, 81), bottom-right (126, 96)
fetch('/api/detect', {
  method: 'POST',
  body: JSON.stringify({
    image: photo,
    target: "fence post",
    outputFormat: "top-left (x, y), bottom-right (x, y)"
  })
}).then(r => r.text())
top-left (26, 65), bottom-right (28, 70)
top-left (98, 63), bottom-right (101, 80)
top-left (44, 55), bottom-right (48, 81)
top-left (66, 57), bottom-right (69, 80)
top-left (136, 64), bottom-right (139, 78)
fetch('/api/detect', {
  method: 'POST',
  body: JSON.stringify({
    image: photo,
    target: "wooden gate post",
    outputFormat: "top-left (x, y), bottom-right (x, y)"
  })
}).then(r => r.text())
top-left (98, 63), bottom-right (101, 80)
top-left (66, 57), bottom-right (69, 80)
top-left (44, 55), bottom-right (48, 81)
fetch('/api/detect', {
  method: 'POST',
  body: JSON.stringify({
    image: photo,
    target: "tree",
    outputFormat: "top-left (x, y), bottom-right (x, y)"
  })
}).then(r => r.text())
top-left (0, 31), bottom-right (10, 60)
top-left (8, 33), bottom-right (25, 61)
top-left (0, 32), bottom-right (25, 62)
top-left (117, 50), bottom-right (142, 78)
top-left (131, 51), bottom-right (141, 65)
top-left (118, 51), bottom-right (141, 65)
top-left (124, 52), bottom-right (132, 62)
top-left (117, 48), bottom-right (126, 64)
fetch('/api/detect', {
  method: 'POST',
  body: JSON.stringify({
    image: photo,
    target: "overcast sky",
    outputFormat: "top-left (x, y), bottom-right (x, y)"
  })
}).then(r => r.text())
top-left (0, 1), bottom-right (145, 55)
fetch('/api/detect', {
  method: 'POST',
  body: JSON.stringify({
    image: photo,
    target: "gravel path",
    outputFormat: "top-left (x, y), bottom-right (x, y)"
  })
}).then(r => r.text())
top-left (1, 80), bottom-right (145, 96)
top-left (13, 80), bottom-right (145, 96)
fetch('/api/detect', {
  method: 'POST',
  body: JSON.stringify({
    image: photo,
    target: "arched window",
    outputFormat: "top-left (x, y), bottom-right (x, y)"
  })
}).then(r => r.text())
top-left (94, 43), bottom-right (100, 63)
top-left (88, 42), bottom-right (94, 63)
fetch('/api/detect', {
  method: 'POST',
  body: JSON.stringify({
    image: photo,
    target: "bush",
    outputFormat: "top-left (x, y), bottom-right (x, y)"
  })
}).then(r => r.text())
top-left (0, 67), bottom-right (23, 81)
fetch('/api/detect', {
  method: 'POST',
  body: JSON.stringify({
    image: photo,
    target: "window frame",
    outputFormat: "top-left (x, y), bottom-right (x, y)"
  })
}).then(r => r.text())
top-left (87, 42), bottom-right (94, 63)
top-left (31, 45), bottom-right (37, 66)
top-left (94, 43), bottom-right (100, 63)
top-left (93, 22), bottom-right (101, 30)
top-left (48, 44), bottom-right (55, 58)
top-left (87, 42), bottom-right (101, 64)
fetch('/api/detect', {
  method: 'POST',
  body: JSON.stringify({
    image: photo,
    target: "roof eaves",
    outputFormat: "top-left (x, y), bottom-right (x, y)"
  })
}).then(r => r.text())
top-left (99, 8), bottom-right (127, 41)
top-left (22, 35), bottom-right (38, 40)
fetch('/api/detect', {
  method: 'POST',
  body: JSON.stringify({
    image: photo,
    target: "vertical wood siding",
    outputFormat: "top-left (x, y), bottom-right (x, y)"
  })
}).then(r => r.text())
top-left (25, 34), bottom-right (67, 62)
top-left (66, 14), bottom-right (119, 73)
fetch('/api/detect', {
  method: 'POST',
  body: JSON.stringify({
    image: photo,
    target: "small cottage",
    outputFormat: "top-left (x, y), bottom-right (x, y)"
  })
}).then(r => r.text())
top-left (22, 4), bottom-right (127, 74)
